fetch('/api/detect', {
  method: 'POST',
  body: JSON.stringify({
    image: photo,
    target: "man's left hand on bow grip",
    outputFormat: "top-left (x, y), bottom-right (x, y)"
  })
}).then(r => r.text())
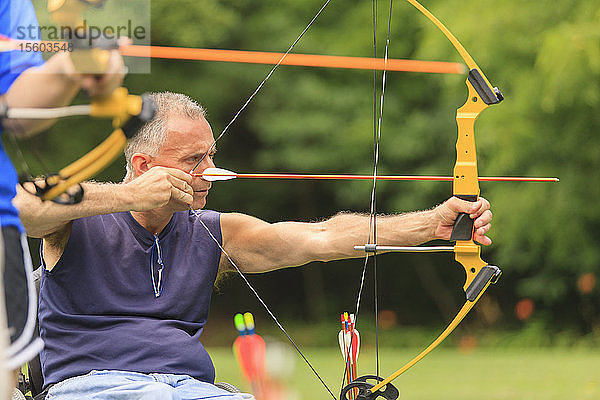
top-left (433, 197), bottom-right (493, 245)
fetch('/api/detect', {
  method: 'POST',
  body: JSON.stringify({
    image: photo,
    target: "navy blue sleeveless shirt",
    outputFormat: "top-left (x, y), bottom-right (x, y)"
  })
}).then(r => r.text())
top-left (38, 210), bottom-right (222, 387)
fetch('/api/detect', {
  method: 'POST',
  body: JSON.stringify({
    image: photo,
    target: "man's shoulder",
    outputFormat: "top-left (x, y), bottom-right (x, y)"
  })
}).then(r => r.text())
top-left (184, 209), bottom-right (223, 245)
top-left (182, 209), bottom-right (220, 224)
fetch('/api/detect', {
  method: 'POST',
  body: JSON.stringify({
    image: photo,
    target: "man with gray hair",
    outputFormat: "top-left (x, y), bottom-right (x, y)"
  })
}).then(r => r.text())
top-left (15, 92), bottom-right (493, 400)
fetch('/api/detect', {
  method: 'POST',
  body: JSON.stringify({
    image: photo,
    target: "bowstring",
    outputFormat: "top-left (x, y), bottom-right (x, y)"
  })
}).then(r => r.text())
top-left (341, 0), bottom-right (394, 392)
top-left (189, 0), bottom-right (334, 175)
top-left (189, 208), bottom-right (336, 399)
top-left (188, 1), bottom-right (338, 398)
top-left (374, 0), bottom-right (395, 376)
top-left (338, 0), bottom-right (379, 393)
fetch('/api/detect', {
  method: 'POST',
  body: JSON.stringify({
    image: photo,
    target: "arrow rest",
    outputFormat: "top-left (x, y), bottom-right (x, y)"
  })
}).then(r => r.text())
top-left (340, 375), bottom-right (399, 400)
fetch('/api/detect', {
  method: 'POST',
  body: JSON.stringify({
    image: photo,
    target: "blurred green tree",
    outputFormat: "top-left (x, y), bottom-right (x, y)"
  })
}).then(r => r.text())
top-left (8, 0), bottom-right (599, 338)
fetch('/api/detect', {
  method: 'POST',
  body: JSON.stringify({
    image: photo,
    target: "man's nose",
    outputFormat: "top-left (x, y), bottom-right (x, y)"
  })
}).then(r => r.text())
top-left (195, 157), bottom-right (215, 176)
top-left (204, 157), bottom-right (216, 170)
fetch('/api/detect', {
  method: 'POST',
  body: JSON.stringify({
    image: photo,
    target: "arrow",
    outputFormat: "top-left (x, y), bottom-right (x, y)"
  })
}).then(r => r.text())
top-left (339, 313), bottom-right (361, 399)
top-left (0, 35), bottom-right (465, 75)
top-left (338, 313), bottom-right (354, 399)
top-left (195, 167), bottom-right (559, 183)
top-left (348, 313), bottom-right (360, 369)
top-left (119, 44), bottom-right (466, 74)
top-left (232, 313), bottom-right (267, 399)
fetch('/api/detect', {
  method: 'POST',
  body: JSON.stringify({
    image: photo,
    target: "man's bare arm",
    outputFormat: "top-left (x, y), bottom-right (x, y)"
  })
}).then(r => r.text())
top-left (14, 167), bottom-right (194, 238)
top-left (14, 181), bottom-right (135, 238)
top-left (219, 197), bottom-right (492, 274)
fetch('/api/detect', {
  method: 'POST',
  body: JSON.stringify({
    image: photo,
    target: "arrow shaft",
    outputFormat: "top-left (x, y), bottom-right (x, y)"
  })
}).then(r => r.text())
top-left (1, 37), bottom-right (464, 75)
top-left (194, 172), bottom-right (559, 182)
top-left (120, 44), bottom-right (465, 74)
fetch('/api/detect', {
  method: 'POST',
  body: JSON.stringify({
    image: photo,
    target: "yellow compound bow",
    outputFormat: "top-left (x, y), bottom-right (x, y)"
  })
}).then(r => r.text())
top-left (340, 1), bottom-right (503, 398)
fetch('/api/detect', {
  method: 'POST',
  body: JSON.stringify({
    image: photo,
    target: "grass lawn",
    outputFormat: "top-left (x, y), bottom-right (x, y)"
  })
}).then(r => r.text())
top-left (208, 346), bottom-right (600, 399)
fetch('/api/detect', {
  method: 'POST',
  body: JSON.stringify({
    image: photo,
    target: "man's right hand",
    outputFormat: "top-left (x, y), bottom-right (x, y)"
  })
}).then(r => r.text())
top-left (124, 167), bottom-right (194, 212)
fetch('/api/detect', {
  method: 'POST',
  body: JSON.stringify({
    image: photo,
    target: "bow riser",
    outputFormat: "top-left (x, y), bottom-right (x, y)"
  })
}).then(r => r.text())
top-left (450, 70), bottom-right (503, 241)
top-left (453, 77), bottom-right (489, 294)
top-left (453, 81), bottom-right (487, 197)
top-left (42, 129), bottom-right (127, 201)
top-left (454, 242), bottom-right (488, 294)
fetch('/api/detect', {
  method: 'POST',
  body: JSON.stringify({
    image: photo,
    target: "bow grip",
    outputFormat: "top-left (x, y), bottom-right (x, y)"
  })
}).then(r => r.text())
top-left (450, 194), bottom-right (478, 241)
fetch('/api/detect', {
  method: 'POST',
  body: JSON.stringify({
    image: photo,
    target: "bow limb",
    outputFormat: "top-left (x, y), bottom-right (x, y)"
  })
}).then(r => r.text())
top-left (406, 0), bottom-right (477, 67)
top-left (47, 0), bottom-right (106, 26)
top-left (348, 254), bottom-right (500, 399)
top-left (345, 270), bottom-right (499, 400)
top-left (41, 128), bottom-right (125, 202)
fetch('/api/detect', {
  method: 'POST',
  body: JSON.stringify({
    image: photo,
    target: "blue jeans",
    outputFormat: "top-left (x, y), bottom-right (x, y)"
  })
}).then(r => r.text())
top-left (45, 370), bottom-right (255, 400)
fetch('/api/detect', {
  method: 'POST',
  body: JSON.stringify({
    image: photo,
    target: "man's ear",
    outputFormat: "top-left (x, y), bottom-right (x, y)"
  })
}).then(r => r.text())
top-left (130, 153), bottom-right (153, 176)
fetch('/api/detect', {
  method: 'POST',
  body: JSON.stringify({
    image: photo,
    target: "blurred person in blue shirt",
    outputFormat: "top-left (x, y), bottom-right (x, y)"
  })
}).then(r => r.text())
top-left (0, 0), bottom-right (124, 391)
